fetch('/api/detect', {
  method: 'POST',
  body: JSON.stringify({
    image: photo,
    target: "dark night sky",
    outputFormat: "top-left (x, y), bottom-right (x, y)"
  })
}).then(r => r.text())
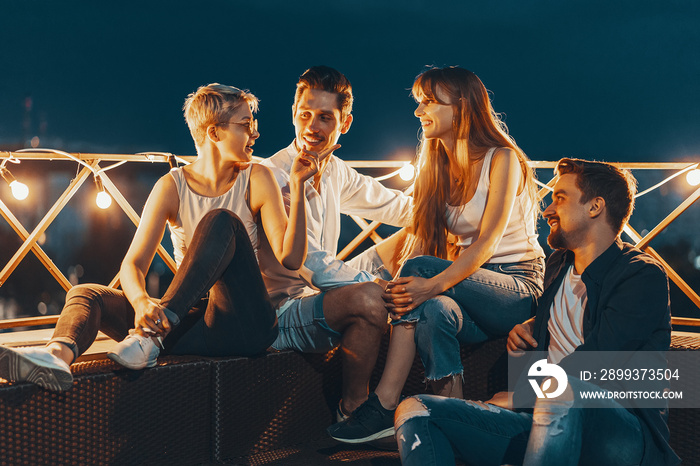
top-left (1, 1), bottom-right (699, 317)
top-left (2, 0), bottom-right (700, 163)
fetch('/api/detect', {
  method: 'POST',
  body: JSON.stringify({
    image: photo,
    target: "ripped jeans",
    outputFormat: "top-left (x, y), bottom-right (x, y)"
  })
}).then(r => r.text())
top-left (392, 255), bottom-right (543, 381)
top-left (396, 376), bottom-right (644, 466)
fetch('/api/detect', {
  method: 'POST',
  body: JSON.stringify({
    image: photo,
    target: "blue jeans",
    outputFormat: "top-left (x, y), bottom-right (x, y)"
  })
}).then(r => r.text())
top-left (393, 255), bottom-right (544, 380)
top-left (523, 376), bottom-right (644, 466)
top-left (396, 376), bottom-right (644, 466)
top-left (51, 209), bottom-right (278, 359)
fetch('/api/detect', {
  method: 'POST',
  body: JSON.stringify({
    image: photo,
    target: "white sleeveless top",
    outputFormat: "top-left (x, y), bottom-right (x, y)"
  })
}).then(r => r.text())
top-left (168, 166), bottom-right (258, 268)
top-left (445, 148), bottom-right (544, 264)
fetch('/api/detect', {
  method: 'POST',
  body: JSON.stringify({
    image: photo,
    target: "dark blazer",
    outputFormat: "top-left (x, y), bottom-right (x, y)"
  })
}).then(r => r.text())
top-left (531, 238), bottom-right (679, 466)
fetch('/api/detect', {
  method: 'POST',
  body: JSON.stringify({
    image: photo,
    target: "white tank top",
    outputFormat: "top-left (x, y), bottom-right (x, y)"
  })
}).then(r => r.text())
top-left (168, 166), bottom-right (258, 268)
top-left (445, 148), bottom-right (544, 263)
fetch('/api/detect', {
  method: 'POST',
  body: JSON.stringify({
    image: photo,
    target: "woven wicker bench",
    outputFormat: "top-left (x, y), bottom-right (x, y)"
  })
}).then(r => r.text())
top-left (0, 332), bottom-right (697, 465)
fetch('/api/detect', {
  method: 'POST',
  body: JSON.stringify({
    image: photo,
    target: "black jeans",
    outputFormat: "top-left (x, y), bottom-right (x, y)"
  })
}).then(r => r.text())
top-left (51, 209), bottom-right (278, 359)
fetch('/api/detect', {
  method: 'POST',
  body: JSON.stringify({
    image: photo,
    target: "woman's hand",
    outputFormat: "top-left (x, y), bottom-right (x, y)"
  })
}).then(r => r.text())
top-left (383, 276), bottom-right (441, 319)
top-left (133, 297), bottom-right (171, 338)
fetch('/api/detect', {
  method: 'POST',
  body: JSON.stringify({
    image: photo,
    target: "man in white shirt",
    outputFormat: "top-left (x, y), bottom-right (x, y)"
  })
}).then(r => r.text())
top-left (258, 66), bottom-right (413, 419)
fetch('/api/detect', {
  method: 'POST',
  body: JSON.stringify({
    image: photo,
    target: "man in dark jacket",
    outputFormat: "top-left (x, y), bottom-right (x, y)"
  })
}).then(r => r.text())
top-left (393, 158), bottom-right (680, 466)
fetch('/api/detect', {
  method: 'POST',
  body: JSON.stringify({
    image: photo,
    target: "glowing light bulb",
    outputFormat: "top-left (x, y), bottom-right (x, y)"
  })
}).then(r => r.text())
top-left (96, 190), bottom-right (112, 209)
top-left (1, 165), bottom-right (28, 200)
top-left (399, 163), bottom-right (415, 181)
top-left (9, 180), bottom-right (29, 200)
top-left (686, 169), bottom-right (700, 187)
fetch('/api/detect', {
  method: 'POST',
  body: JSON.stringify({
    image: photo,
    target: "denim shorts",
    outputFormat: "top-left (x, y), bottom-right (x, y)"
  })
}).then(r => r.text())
top-left (271, 292), bottom-right (342, 353)
top-left (271, 244), bottom-right (391, 353)
top-left (346, 244), bottom-right (394, 282)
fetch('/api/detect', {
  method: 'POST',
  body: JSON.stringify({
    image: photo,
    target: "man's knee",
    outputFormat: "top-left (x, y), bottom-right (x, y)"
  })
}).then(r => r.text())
top-left (334, 282), bottom-right (387, 327)
top-left (532, 382), bottom-right (576, 431)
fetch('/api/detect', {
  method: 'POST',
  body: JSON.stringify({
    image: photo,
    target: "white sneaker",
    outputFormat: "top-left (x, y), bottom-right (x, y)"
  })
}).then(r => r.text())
top-left (0, 345), bottom-right (74, 391)
top-left (107, 330), bottom-right (160, 370)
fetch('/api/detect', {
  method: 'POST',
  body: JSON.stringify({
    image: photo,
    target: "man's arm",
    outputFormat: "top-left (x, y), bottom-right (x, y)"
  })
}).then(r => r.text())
top-left (336, 158), bottom-right (413, 227)
top-left (299, 235), bottom-right (377, 289)
top-left (263, 160), bottom-right (380, 289)
top-left (575, 259), bottom-right (671, 353)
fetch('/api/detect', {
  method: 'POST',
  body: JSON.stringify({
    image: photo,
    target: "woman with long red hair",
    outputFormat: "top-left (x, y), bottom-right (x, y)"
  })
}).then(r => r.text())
top-left (328, 66), bottom-right (545, 444)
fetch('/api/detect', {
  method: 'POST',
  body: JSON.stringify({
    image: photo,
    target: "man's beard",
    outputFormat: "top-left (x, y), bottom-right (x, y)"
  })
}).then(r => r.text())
top-left (547, 228), bottom-right (568, 250)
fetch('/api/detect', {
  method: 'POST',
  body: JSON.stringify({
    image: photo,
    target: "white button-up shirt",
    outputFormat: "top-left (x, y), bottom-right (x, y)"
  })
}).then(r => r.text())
top-left (258, 142), bottom-right (413, 315)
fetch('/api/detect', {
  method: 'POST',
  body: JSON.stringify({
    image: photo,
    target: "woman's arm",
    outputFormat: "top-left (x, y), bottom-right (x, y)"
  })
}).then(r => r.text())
top-left (251, 147), bottom-right (328, 270)
top-left (119, 174), bottom-right (179, 335)
top-left (388, 148), bottom-right (524, 313)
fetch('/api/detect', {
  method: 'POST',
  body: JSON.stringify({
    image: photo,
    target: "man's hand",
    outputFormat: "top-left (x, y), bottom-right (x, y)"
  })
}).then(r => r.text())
top-left (291, 144), bottom-right (340, 185)
top-left (506, 318), bottom-right (537, 356)
top-left (485, 391), bottom-right (513, 409)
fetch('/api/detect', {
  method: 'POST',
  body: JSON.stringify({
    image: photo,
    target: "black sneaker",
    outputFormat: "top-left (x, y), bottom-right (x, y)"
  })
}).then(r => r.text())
top-left (327, 393), bottom-right (395, 443)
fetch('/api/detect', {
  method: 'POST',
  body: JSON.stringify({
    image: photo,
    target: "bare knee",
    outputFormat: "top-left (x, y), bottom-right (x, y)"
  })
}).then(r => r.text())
top-left (324, 282), bottom-right (388, 334)
top-left (347, 282), bottom-right (388, 327)
top-left (395, 396), bottom-right (430, 430)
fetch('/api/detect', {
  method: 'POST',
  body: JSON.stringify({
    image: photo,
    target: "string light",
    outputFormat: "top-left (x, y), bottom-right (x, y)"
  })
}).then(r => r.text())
top-left (399, 162), bottom-right (416, 181)
top-left (94, 175), bottom-right (112, 209)
top-left (687, 168), bottom-right (700, 187)
top-left (538, 163), bottom-right (700, 197)
top-left (373, 162), bottom-right (416, 182)
top-left (0, 163), bottom-right (29, 200)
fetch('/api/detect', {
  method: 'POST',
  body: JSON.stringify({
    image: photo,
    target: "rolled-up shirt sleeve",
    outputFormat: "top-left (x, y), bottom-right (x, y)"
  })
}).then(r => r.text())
top-left (299, 235), bottom-right (376, 290)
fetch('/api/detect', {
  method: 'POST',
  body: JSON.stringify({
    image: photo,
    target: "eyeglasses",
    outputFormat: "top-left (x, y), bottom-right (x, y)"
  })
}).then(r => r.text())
top-left (220, 119), bottom-right (258, 136)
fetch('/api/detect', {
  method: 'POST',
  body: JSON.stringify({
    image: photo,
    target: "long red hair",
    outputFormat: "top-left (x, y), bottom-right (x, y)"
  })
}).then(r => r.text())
top-left (408, 66), bottom-right (537, 259)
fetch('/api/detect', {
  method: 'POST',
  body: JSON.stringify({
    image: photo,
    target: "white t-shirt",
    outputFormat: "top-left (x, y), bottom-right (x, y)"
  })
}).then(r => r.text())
top-left (547, 265), bottom-right (588, 364)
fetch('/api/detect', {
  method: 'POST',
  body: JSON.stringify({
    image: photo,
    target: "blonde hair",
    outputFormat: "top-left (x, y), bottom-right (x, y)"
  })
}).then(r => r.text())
top-left (407, 66), bottom-right (538, 260)
top-left (183, 83), bottom-right (259, 147)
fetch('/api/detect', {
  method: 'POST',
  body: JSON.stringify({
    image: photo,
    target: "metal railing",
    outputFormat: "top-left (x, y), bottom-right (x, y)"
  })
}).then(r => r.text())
top-left (1, 150), bottom-right (698, 330)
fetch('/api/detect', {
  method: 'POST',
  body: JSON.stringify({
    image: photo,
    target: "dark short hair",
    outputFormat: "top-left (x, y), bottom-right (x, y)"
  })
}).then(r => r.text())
top-left (555, 158), bottom-right (637, 235)
top-left (294, 66), bottom-right (353, 120)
